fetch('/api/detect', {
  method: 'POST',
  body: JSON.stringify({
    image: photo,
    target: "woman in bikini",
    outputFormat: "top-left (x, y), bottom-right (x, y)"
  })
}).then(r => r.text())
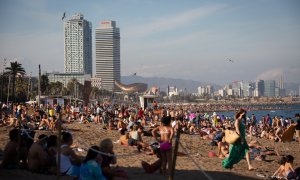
top-left (152, 116), bottom-right (174, 176)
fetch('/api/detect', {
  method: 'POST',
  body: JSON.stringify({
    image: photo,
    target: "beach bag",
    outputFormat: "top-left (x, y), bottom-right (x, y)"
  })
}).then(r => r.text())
top-left (224, 130), bottom-right (240, 144)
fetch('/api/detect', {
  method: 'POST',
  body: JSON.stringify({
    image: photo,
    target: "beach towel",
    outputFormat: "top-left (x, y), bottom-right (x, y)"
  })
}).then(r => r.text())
top-left (281, 125), bottom-right (296, 142)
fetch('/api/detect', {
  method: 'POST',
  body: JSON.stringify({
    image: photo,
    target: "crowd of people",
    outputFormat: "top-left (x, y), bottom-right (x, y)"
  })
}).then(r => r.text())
top-left (0, 100), bottom-right (300, 179)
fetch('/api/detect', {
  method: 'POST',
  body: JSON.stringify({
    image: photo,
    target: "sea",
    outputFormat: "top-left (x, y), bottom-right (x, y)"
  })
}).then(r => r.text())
top-left (215, 104), bottom-right (300, 120)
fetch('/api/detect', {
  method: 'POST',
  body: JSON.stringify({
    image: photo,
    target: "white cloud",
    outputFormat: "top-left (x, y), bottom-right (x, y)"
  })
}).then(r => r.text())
top-left (123, 4), bottom-right (227, 38)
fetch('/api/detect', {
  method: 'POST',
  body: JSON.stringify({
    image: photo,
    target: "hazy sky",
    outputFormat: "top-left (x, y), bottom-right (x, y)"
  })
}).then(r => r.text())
top-left (0, 0), bottom-right (299, 85)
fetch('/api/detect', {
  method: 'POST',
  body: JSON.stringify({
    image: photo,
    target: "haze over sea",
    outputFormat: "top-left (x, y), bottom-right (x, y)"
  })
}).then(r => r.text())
top-left (216, 104), bottom-right (300, 119)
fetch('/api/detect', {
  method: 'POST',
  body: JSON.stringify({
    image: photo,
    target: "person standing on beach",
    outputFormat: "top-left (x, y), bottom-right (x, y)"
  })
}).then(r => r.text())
top-left (295, 113), bottom-right (300, 142)
top-left (249, 114), bottom-right (256, 141)
top-left (152, 116), bottom-right (174, 176)
top-left (222, 109), bottom-right (255, 170)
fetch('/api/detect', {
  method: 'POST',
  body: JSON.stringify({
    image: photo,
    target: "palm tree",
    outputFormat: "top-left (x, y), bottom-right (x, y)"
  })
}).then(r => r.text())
top-left (5, 61), bottom-right (26, 110)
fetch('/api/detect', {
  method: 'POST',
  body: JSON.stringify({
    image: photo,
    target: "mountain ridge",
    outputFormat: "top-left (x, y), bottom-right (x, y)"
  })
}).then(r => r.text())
top-left (121, 76), bottom-right (300, 94)
top-left (121, 76), bottom-right (221, 93)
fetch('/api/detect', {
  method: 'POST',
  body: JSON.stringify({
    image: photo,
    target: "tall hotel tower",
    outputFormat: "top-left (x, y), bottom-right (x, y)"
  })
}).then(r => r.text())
top-left (64, 13), bottom-right (92, 75)
top-left (95, 20), bottom-right (120, 91)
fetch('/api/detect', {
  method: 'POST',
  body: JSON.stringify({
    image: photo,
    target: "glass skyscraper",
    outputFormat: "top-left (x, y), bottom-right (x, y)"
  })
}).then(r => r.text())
top-left (64, 13), bottom-right (92, 75)
top-left (264, 80), bottom-right (275, 97)
top-left (95, 20), bottom-right (120, 91)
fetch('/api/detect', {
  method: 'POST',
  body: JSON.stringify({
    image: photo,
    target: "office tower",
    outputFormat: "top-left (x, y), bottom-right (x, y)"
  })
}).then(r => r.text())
top-left (279, 76), bottom-right (284, 89)
top-left (264, 80), bottom-right (275, 97)
top-left (64, 13), bottom-right (92, 75)
top-left (95, 20), bottom-right (120, 91)
top-left (254, 80), bottom-right (264, 97)
top-left (278, 75), bottom-right (286, 97)
top-left (232, 81), bottom-right (242, 97)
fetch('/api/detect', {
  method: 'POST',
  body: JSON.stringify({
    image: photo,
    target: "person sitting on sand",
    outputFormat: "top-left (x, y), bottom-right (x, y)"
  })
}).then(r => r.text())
top-left (284, 155), bottom-right (297, 179)
top-left (217, 134), bottom-right (229, 158)
top-left (99, 138), bottom-right (128, 180)
top-left (46, 135), bottom-right (57, 170)
top-left (59, 132), bottom-right (82, 177)
top-left (80, 145), bottom-right (107, 180)
top-left (117, 118), bottom-right (127, 131)
top-left (272, 156), bottom-right (287, 179)
top-left (141, 142), bottom-right (162, 174)
top-left (1, 129), bottom-right (19, 169)
top-left (189, 122), bottom-right (197, 135)
top-left (129, 125), bottom-right (143, 144)
top-left (27, 134), bottom-right (49, 173)
top-left (38, 114), bottom-right (50, 130)
top-left (119, 129), bottom-right (130, 146)
top-left (8, 114), bottom-right (17, 127)
top-left (49, 116), bottom-right (57, 130)
top-left (152, 116), bottom-right (174, 176)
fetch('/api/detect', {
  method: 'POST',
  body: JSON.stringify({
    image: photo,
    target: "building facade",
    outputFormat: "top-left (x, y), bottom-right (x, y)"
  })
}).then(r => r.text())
top-left (95, 20), bottom-right (120, 91)
top-left (91, 77), bottom-right (102, 89)
top-left (47, 73), bottom-right (91, 87)
top-left (64, 13), bottom-right (92, 75)
top-left (264, 80), bottom-right (276, 97)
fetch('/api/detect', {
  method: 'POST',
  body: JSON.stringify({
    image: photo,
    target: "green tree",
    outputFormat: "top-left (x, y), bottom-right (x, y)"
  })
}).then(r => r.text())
top-left (67, 78), bottom-right (77, 96)
top-left (48, 81), bottom-right (63, 95)
top-left (40, 74), bottom-right (49, 95)
top-left (5, 61), bottom-right (26, 108)
top-left (15, 76), bottom-right (28, 102)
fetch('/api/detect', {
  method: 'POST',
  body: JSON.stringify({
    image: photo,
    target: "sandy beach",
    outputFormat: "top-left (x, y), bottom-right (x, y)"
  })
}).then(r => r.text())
top-left (0, 122), bottom-right (299, 180)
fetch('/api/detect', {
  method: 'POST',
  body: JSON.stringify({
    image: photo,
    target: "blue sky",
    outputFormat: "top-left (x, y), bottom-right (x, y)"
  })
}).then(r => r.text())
top-left (0, 0), bottom-right (299, 85)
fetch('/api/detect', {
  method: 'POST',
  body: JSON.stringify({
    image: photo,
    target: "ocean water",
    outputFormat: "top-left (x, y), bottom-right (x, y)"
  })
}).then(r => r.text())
top-left (215, 104), bottom-right (300, 120)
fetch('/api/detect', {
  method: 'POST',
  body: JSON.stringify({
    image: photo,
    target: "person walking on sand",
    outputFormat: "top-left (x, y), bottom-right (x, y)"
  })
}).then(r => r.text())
top-left (222, 109), bottom-right (255, 171)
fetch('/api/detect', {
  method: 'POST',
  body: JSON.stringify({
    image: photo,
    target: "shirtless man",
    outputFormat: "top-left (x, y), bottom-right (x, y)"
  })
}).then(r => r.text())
top-left (27, 134), bottom-right (49, 172)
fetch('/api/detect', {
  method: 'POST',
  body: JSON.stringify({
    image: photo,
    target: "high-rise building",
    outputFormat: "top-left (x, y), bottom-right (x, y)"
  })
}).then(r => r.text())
top-left (278, 76), bottom-right (284, 89)
top-left (232, 81), bottom-right (242, 97)
top-left (197, 85), bottom-right (214, 97)
top-left (254, 80), bottom-right (264, 97)
top-left (95, 20), bottom-right (120, 91)
top-left (278, 75), bottom-right (286, 97)
top-left (264, 80), bottom-right (275, 97)
top-left (64, 13), bottom-right (92, 75)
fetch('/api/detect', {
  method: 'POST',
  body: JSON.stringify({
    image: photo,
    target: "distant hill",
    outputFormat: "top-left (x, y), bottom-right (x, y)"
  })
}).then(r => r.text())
top-left (121, 76), bottom-right (221, 93)
top-left (121, 76), bottom-right (299, 95)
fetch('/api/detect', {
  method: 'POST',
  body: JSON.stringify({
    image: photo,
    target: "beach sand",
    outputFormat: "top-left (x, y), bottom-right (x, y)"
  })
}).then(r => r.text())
top-left (0, 123), bottom-right (299, 180)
